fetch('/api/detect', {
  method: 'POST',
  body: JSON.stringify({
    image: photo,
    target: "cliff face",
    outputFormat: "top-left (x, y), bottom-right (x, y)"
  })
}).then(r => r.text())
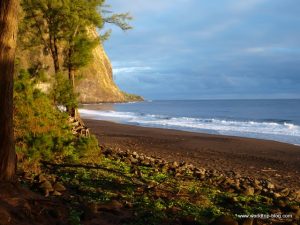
top-left (75, 29), bottom-right (127, 103)
top-left (17, 30), bottom-right (142, 103)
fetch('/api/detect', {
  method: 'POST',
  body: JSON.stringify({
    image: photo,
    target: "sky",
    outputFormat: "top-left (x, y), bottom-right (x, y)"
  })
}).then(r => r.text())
top-left (103, 0), bottom-right (300, 100)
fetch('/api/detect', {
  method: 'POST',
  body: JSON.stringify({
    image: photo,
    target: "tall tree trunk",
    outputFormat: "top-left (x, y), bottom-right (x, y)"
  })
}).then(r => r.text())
top-left (67, 46), bottom-right (77, 118)
top-left (49, 34), bottom-right (60, 74)
top-left (53, 36), bottom-right (60, 73)
top-left (68, 67), bottom-right (77, 118)
top-left (0, 0), bottom-right (19, 181)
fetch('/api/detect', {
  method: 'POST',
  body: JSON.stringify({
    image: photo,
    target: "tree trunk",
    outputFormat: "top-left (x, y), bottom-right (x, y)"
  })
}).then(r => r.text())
top-left (0, 0), bottom-right (19, 181)
top-left (67, 46), bottom-right (77, 118)
top-left (53, 36), bottom-right (60, 73)
top-left (49, 35), bottom-right (60, 74)
top-left (68, 66), bottom-right (77, 118)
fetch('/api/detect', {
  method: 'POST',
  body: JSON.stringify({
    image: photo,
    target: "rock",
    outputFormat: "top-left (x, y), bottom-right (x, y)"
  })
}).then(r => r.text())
top-left (52, 190), bottom-right (62, 196)
top-left (273, 192), bottom-right (281, 198)
top-left (210, 215), bottom-right (238, 225)
top-left (280, 188), bottom-right (290, 197)
top-left (40, 180), bottom-right (53, 197)
top-left (210, 169), bottom-right (219, 177)
top-left (38, 174), bottom-right (47, 183)
top-left (254, 185), bottom-right (262, 191)
top-left (266, 181), bottom-right (275, 189)
top-left (223, 178), bottom-right (235, 186)
top-left (129, 155), bottom-right (138, 164)
top-left (53, 182), bottom-right (66, 192)
top-left (243, 187), bottom-right (255, 196)
top-left (253, 179), bottom-right (260, 186)
top-left (233, 172), bottom-right (241, 179)
top-left (40, 180), bottom-right (53, 191)
top-left (194, 168), bottom-right (206, 179)
top-left (242, 218), bottom-right (254, 225)
top-left (132, 151), bottom-right (138, 158)
top-left (294, 190), bottom-right (300, 201)
top-left (172, 161), bottom-right (179, 168)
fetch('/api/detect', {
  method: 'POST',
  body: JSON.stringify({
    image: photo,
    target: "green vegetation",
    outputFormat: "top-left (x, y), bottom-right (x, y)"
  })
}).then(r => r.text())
top-left (122, 91), bottom-right (144, 102)
top-left (19, 0), bottom-right (132, 116)
top-left (28, 154), bottom-right (296, 225)
top-left (13, 67), bottom-right (299, 224)
top-left (8, 1), bottom-right (297, 225)
top-left (14, 68), bottom-right (99, 171)
top-left (13, 0), bottom-right (133, 170)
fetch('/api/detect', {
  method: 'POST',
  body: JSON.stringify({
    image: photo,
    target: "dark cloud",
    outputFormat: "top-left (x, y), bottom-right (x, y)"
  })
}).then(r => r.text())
top-left (104, 0), bottom-right (300, 99)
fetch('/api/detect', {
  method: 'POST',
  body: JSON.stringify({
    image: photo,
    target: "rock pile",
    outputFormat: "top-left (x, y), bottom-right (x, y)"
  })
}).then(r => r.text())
top-left (68, 116), bottom-right (90, 137)
top-left (36, 174), bottom-right (67, 197)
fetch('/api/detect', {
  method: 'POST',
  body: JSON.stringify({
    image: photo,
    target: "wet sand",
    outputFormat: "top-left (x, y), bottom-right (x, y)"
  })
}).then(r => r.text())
top-left (84, 119), bottom-right (300, 188)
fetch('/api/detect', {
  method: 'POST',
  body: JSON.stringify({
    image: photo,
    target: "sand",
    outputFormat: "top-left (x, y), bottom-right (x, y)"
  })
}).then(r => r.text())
top-left (84, 119), bottom-right (300, 188)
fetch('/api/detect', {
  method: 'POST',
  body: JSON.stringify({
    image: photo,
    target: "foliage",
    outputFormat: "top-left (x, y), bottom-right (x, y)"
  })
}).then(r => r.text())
top-left (63, 32), bottom-right (99, 73)
top-left (14, 69), bottom-right (99, 169)
top-left (20, 0), bottom-right (132, 75)
top-left (19, 0), bottom-right (133, 113)
top-left (122, 91), bottom-right (144, 102)
top-left (49, 73), bottom-right (78, 110)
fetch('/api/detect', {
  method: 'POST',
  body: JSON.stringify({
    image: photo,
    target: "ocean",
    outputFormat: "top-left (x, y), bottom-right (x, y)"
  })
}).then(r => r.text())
top-left (79, 99), bottom-right (300, 145)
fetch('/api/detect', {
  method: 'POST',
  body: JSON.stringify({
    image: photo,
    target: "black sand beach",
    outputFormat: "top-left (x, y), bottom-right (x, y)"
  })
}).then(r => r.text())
top-left (84, 119), bottom-right (300, 189)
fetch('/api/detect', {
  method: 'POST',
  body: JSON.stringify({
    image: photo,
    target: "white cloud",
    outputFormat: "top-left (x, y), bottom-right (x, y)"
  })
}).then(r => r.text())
top-left (243, 47), bottom-right (300, 54)
top-left (113, 66), bottom-right (152, 74)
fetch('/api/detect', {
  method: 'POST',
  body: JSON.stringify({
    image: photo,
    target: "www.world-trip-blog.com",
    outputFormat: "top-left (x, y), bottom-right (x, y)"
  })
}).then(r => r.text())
top-left (235, 213), bottom-right (293, 219)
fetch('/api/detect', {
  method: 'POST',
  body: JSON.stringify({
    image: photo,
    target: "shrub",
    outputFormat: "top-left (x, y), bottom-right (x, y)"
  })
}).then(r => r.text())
top-left (14, 69), bottom-right (99, 170)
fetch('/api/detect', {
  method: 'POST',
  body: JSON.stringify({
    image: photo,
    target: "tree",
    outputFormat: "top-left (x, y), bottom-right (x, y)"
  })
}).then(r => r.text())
top-left (20, 0), bottom-right (132, 118)
top-left (62, 0), bottom-right (103, 117)
top-left (21, 0), bottom-right (66, 73)
top-left (0, 0), bottom-right (19, 181)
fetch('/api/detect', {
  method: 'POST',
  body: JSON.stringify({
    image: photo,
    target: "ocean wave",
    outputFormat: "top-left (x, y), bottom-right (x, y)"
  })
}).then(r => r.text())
top-left (79, 109), bottom-right (300, 144)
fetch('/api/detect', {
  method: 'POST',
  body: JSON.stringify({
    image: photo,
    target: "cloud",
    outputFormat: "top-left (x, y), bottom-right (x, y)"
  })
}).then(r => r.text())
top-left (113, 66), bottom-right (152, 74)
top-left (243, 47), bottom-right (300, 54)
top-left (104, 0), bottom-right (300, 100)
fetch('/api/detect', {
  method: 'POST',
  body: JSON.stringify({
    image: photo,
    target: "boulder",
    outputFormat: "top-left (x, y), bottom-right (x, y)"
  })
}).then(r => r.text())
top-left (53, 182), bottom-right (66, 192)
top-left (243, 187), bottom-right (255, 196)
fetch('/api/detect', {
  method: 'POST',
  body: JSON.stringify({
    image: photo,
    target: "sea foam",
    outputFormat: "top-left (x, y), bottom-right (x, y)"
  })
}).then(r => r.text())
top-left (79, 109), bottom-right (300, 145)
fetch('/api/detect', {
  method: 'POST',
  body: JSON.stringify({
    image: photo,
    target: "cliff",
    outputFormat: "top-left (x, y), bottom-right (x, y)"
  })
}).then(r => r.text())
top-left (76, 29), bottom-right (142, 103)
top-left (16, 30), bottom-right (143, 103)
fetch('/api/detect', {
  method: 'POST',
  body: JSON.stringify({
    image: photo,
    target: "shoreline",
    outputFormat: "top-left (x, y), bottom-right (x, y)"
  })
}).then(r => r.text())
top-left (84, 119), bottom-right (300, 189)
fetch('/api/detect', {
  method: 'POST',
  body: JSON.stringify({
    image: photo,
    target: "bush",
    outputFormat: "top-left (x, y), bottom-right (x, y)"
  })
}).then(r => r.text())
top-left (14, 69), bottom-right (99, 170)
